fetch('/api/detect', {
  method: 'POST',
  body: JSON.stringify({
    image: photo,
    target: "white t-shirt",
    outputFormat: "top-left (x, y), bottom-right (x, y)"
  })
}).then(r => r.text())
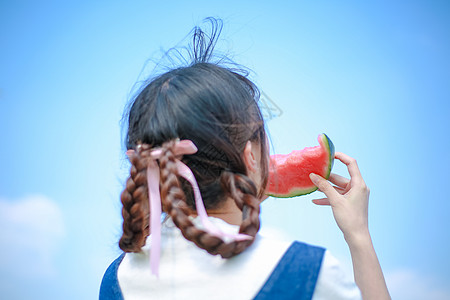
top-left (116, 217), bottom-right (361, 300)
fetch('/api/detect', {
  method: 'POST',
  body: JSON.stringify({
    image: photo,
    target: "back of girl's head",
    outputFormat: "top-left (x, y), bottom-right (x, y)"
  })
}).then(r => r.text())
top-left (119, 18), bottom-right (268, 257)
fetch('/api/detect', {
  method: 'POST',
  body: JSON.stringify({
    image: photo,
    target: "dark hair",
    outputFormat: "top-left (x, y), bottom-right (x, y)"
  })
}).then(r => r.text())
top-left (119, 19), bottom-right (269, 258)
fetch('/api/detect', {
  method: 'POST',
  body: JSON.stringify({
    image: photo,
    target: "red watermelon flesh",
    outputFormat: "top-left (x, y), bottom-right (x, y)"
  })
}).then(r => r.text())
top-left (266, 134), bottom-right (335, 198)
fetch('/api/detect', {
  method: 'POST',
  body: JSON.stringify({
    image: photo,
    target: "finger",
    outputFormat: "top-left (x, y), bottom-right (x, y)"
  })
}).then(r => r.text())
top-left (329, 173), bottom-right (350, 188)
top-left (335, 152), bottom-right (362, 180)
top-left (312, 198), bottom-right (331, 206)
top-left (310, 173), bottom-right (340, 200)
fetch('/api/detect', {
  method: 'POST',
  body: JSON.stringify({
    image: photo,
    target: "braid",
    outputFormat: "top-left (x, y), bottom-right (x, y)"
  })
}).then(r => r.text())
top-left (159, 140), bottom-right (261, 258)
top-left (220, 171), bottom-right (261, 254)
top-left (118, 144), bottom-right (151, 252)
top-left (158, 141), bottom-right (222, 252)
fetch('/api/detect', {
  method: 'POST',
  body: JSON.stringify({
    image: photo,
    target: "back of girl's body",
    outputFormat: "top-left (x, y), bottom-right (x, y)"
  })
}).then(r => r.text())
top-left (103, 217), bottom-right (361, 299)
top-left (100, 18), bottom-right (390, 300)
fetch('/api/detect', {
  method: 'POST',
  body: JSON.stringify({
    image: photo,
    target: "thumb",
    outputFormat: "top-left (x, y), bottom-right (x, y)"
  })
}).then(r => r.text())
top-left (309, 173), bottom-right (340, 200)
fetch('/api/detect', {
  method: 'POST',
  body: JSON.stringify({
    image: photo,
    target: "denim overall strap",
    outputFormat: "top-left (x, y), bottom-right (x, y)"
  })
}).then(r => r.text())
top-left (254, 241), bottom-right (325, 300)
top-left (99, 253), bottom-right (125, 300)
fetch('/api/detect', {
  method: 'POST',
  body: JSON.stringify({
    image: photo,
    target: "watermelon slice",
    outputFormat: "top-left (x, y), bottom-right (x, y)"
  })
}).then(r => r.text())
top-left (266, 134), bottom-right (335, 198)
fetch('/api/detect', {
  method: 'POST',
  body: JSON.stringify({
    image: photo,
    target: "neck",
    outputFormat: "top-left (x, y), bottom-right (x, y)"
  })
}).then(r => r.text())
top-left (207, 210), bottom-right (243, 226)
top-left (200, 197), bottom-right (243, 226)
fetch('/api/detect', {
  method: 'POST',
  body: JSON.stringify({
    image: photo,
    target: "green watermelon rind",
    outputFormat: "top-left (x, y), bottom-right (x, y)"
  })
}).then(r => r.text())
top-left (266, 133), bottom-right (335, 198)
top-left (321, 133), bottom-right (335, 182)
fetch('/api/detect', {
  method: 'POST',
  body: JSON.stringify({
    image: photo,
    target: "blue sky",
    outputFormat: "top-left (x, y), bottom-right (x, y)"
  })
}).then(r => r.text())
top-left (1, 1), bottom-right (449, 299)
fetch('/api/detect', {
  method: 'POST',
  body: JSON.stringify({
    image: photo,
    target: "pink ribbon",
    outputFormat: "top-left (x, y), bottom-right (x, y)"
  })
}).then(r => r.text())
top-left (127, 140), bottom-right (252, 277)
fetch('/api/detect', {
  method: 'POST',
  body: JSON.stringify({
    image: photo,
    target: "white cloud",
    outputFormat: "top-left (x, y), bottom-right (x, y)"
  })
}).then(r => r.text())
top-left (386, 268), bottom-right (450, 300)
top-left (0, 195), bottom-right (65, 278)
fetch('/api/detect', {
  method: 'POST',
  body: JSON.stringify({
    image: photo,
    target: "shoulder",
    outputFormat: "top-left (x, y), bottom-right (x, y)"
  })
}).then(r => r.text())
top-left (254, 241), bottom-right (361, 300)
top-left (312, 251), bottom-right (362, 300)
top-left (254, 241), bottom-right (325, 300)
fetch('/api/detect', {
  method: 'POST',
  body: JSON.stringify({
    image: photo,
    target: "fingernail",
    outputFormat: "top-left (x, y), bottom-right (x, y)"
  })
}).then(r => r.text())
top-left (309, 173), bottom-right (317, 182)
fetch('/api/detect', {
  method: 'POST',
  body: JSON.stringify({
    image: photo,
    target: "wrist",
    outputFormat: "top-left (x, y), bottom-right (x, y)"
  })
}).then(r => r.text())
top-left (344, 228), bottom-right (371, 248)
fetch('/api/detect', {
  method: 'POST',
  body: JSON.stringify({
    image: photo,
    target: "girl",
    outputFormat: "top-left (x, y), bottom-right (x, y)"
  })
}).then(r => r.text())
top-left (100, 20), bottom-right (390, 300)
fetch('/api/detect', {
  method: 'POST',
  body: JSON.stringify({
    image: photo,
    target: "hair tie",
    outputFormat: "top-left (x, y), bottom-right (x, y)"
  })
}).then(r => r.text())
top-left (127, 139), bottom-right (252, 277)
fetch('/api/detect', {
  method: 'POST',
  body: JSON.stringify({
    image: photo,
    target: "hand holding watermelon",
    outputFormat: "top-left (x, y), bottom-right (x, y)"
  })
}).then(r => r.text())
top-left (261, 133), bottom-right (389, 299)
top-left (309, 152), bottom-right (370, 242)
top-left (309, 153), bottom-right (390, 300)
